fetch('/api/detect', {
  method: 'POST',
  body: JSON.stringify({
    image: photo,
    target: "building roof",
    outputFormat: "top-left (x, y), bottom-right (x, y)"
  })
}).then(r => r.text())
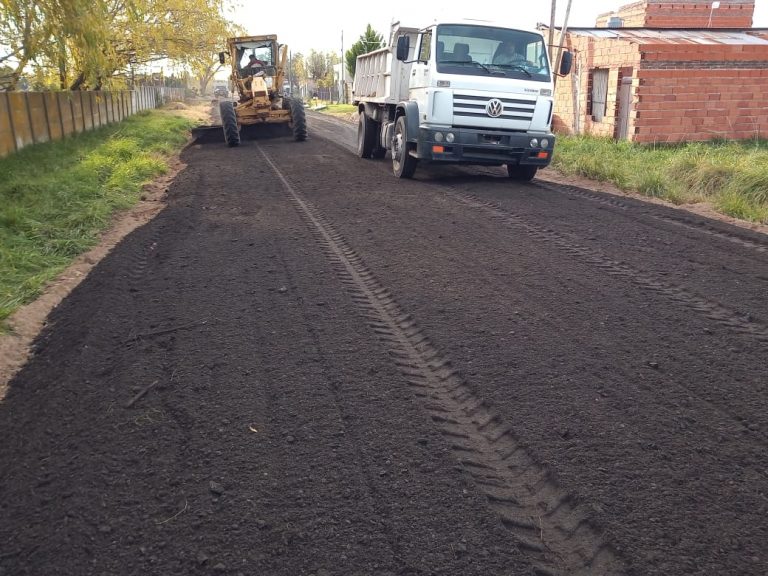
top-left (544, 27), bottom-right (768, 46)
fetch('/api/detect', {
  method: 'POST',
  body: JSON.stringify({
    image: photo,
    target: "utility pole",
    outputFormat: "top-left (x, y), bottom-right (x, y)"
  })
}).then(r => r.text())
top-left (554, 0), bottom-right (573, 87)
top-left (548, 0), bottom-right (557, 64)
top-left (341, 30), bottom-right (345, 104)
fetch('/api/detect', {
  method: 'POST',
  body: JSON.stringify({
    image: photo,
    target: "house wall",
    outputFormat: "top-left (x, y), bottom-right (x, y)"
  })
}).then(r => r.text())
top-left (552, 36), bottom-right (642, 139)
top-left (597, 0), bottom-right (755, 28)
top-left (597, 2), bottom-right (647, 27)
top-left (552, 32), bottom-right (768, 143)
top-left (634, 42), bottom-right (768, 142)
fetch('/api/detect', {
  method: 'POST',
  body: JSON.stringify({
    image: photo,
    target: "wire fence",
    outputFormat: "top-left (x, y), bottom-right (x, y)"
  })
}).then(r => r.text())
top-left (0, 86), bottom-right (185, 158)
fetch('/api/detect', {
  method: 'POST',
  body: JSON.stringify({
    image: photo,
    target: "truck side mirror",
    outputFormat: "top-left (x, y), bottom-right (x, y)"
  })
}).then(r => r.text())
top-left (559, 51), bottom-right (573, 76)
top-left (396, 36), bottom-right (410, 61)
top-left (219, 52), bottom-right (226, 65)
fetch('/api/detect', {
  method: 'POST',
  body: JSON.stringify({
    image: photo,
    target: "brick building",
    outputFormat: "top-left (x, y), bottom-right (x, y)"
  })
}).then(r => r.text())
top-left (546, 0), bottom-right (768, 143)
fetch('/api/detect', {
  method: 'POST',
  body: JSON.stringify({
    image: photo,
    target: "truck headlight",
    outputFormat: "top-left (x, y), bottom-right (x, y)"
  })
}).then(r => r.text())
top-left (530, 138), bottom-right (539, 148)
top-left (446, 133), bottom-right (455, 143)
top-left (435, 132), bottom-right (444, 142)
top-left (541, 138), bottom-right (550, 148)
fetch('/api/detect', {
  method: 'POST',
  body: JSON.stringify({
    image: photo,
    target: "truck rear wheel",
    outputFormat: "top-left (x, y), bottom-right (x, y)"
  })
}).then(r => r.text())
top-left (357, 112), bottom-right (377, 158)
top-left (289, 98), bottom-right (307, 141)
top-left (371, 143), bottom-right (387, 159)
top-left (392, 116), bottom-right (417, 178)
top-left (507, 164), bottom-right (538, 181)
top-left (219, 100), bottom-right (240, 147)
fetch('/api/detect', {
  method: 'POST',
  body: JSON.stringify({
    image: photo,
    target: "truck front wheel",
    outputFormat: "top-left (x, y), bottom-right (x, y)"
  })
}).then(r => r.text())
top-left (507, 164), bottom-right (538, 181)
top-left (392, 116), bottom-right (417, 178)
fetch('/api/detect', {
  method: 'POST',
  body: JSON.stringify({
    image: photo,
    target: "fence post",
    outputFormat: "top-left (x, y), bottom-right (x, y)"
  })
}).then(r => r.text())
top-left (1, 92), bottom-right (18, 154)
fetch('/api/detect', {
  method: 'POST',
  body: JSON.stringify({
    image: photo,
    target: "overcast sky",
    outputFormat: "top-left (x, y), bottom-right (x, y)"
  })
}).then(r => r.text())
top-left (227, 0), bottom-right (768, 56)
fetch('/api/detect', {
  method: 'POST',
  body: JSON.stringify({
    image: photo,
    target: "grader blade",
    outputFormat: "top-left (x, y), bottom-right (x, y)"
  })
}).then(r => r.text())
top-left (191, 124), bottom-right (227, 143)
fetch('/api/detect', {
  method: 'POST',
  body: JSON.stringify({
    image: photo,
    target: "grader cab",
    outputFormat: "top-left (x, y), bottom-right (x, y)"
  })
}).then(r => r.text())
top-left (194, 35), bottom-right (307, 146)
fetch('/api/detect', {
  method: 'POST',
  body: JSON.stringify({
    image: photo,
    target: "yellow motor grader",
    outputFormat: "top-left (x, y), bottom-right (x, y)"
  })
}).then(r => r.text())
top-left (194, 35), bottom-right (307, 145)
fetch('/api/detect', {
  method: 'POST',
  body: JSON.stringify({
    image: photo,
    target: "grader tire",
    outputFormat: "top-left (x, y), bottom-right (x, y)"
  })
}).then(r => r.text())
top-left (219, 100), bottom-right (240, 147)
top-left (290, 99), bottom-right (307, 141)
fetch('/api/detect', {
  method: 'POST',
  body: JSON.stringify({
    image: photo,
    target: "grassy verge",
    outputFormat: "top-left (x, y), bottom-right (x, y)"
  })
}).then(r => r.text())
top-left (552, 135), bottom-right (768, 224)
top-left (0, 109), bottom-right (195, 326)
top-left (311, 101), bottom-right (357, 118)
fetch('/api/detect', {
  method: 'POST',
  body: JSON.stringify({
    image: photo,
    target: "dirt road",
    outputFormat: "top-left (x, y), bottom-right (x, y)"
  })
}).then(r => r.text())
top-left (1, 112), bottom-right (767, 576)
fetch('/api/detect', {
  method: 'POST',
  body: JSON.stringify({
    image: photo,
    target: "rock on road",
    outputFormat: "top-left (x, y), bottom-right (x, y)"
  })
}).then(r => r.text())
top-left (1, 111), bottom-right (767, 576)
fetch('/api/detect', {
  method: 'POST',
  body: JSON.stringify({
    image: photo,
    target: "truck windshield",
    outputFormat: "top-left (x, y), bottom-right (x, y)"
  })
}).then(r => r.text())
top-left (435, 24), bottom-right (551, 82)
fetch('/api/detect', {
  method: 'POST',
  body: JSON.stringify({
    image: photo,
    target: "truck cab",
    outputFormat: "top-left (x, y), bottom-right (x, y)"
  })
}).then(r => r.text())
top-left (353, 21), bottom-right (572, 180)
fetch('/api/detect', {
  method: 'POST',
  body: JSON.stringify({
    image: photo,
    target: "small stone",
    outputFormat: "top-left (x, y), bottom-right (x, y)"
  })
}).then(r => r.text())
top-left (286, 435), bottom-right (296, 444)
top-left (213, 563), bottom-right (227, 572)
top-left (196, 552), bottom-right (209, 565)
top-left (277, 286), bottom-right (288, 293)
top-left (98, 524), bottom-right (112, 534)
top-left (748, 423), bottom-right (759, 431)
top-left (209, 481), bottom-right (225, 495)
top-left (454, 543), bottom-right (468, 557)
top-left (648, 361), bottom-right (660, 369)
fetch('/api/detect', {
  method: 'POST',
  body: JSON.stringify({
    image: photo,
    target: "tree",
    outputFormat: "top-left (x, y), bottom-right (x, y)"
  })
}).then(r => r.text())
top-left (0, 0), bottom-right (235, 90)
top-left (288, 52), bottom-right (307, 91)
top-left (345, 24), bottom-right (384, 78)
top-left (306, 49), bottom-right (329, 82)
top-left (186, 22), bottom-right (245, 95)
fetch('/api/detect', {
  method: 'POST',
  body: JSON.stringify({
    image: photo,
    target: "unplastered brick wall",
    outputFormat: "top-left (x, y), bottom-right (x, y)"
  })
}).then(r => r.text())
top-left (551, 35), bottom-right (642, 138)
top-left (597, 1), bottom-right (647, 27)
top-left (645, 0), bottom-right (755, 28)
top-left (634, 41), bottom-right (768, 142)
top-left (597, 0), bottom-right (755, 28)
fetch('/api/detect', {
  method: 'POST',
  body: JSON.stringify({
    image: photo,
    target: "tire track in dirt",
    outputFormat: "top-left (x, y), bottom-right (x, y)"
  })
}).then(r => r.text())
top-left (439, 188), bottom-right (768, 344)
top-left (258, 146), bottom-right (626, 576)
top-left (531, 181), bottom-right (768, 255)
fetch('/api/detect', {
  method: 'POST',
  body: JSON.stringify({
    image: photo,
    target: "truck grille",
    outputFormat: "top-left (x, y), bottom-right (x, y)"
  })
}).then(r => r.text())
top-left (453, 93), bottom-right (536, 123)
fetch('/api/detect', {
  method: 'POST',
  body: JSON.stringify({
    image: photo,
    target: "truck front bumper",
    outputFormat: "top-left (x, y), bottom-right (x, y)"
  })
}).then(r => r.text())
top-left (416, 126), bottom-right (554, 167)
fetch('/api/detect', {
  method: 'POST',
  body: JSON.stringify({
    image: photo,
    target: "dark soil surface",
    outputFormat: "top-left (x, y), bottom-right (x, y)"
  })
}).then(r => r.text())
top-left (1, 112), bottom-right (767, 576)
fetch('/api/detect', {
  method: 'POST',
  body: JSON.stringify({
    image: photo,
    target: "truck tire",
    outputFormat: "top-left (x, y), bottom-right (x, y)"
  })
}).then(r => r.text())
top-left (507, 164), bottom-right (538, 181)
top-left (220, 100), bottom-right (240, 147)
top-left (357, 112), bottom-right (377, 158)
top-left (371, 143), bottom-right (387, 159)
top-left (290, 98), bottom-right (307, 141)
top-left (392, 116), bottom-right (417, 178)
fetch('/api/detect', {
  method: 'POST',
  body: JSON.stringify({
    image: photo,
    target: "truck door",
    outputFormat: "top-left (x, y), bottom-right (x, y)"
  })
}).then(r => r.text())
top-left (409, 30), bottom-right (432, 113)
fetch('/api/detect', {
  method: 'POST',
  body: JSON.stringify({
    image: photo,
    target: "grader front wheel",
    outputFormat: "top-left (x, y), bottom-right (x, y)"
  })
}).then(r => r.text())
top-left (219, 100), bottom-right (240, 147)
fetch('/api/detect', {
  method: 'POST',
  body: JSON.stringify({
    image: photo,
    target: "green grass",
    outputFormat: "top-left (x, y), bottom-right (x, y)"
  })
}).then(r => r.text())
top-left (0, 110), bottom-right (195, 326)
top-left (552, 136), bottom-right (768, 223)
top-left (313, 101), bottom-right (357, 118)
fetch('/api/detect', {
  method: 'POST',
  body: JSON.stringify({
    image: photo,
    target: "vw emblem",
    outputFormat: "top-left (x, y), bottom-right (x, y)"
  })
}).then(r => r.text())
top-left (486, 98), bottom-right (504, 118)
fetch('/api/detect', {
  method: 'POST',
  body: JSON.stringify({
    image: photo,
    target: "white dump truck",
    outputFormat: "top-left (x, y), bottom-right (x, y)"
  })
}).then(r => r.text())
top-left (352, 20), bottom-right (572, 180)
